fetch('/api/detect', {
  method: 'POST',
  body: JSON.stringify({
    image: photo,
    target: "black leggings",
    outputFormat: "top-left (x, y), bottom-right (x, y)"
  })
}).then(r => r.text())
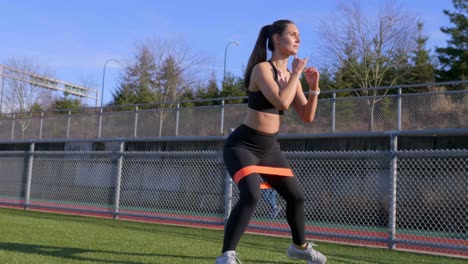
top-left (222, 124), bottom-right (306, 252)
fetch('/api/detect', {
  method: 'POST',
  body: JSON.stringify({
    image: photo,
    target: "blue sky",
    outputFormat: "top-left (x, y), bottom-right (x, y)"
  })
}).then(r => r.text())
top-left (0, 0), bottom-right (454, 106)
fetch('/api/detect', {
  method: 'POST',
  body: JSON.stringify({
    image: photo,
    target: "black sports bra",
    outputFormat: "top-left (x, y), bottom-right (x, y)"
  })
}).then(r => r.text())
top-left (247, 61), bottom-right (284, 115)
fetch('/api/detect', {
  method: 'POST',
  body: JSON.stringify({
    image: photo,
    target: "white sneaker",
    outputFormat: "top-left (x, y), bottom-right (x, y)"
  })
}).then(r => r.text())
top-left (286, 243), bottom-right (327, 264)
top-left (215, 250), bottom-right (242, 264)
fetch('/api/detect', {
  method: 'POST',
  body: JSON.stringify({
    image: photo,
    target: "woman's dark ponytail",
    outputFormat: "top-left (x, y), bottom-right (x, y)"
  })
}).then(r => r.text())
top-left (244, 20), bottom-right (294, 89)
top-left (244, 25), bottom-right (270, 89)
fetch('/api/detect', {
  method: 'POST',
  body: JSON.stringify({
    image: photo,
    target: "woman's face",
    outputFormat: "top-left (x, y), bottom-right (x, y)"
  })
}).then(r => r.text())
top-left (276, 23), bottom-right (300, 56)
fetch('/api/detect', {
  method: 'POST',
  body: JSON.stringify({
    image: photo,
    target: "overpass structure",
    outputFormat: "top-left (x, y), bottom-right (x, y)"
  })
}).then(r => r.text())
top-left (0, 64), bottom-right (99, 112)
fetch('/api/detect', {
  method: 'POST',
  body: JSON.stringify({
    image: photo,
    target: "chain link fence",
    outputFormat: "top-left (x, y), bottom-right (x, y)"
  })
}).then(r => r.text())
top-left (0, 80), bottom-right (466, 257)
top-left (0, 81), bottom-right (467, 140)
top-left (0, 134), bottom-right (466, 258)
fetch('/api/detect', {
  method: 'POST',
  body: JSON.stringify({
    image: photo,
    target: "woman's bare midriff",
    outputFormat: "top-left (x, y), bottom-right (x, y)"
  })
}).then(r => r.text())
top-left (243, 108), bottom-right (281, 134)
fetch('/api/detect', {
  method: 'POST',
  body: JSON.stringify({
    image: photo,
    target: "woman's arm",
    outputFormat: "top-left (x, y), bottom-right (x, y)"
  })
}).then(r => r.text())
top-left (292, 67), bottom-right (320, 123)
top-left (252, 57), bottom-right (308, 111)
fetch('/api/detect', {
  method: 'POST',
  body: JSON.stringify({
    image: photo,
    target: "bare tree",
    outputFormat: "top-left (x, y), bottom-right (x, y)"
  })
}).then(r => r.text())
top-left (140, 37), bottom-right (209, 101)
top-left (77, 74), bottom-right (98, 108)
top-left (318, 0), bottom-right (419, 130)
top-left (2, 57), bottom-right (55, 113)
top-left (134, 37), bottom-right (209, 136)
top-left (2, 57), bottom-right (55, 138)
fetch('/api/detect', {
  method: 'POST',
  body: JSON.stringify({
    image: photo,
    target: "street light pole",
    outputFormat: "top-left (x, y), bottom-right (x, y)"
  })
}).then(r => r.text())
top-left (101, 59), bottom-right (120, 107)
top-left (221, 41), bottom-right (239, 136)
top-left (223, 41), bottom-right (240, 89)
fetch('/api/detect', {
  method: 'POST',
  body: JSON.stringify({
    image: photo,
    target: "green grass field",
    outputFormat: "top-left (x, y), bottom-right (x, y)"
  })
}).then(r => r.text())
top-left (0, 207), bottom-right (465, 264)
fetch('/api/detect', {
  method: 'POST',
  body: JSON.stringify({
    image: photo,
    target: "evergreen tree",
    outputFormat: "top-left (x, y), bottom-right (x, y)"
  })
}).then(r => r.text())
top-left (206, 77), bottom-right (220, 102)
top-left (383, 49), bottom-right (411, 88)
top-left (30, 102), bottom-right (43, 117)
top-left (194, 73), bottom-right (219, 106)
top-left (49, 96), bottom-right (84, 114)
top-left (220, 73), bottom-right (246, 104)
top-left (112, 75), bottom-right (138, 109)
top-left (332, 45), bottom-right (360, 97)
top-left (435, 0), bottom-right (468, 82)
top-left (158, 56), bottom-right (179, 101)
top-left (404, 22), bottom-right (436, 89)
top-left (178, 89), bottom-right (195, 107)
top-left (111, 47), bottom-right (157, 109)
top-left (152, 55), bottom-right (186, 136)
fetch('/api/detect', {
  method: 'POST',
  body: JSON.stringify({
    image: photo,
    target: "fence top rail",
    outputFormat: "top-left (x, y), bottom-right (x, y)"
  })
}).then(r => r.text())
top-left (2, 149), bottom-right (466, 156)
top-left (334, 88), bottom-right (468, 101)
top-left (396, 149), bottom-right (468, 156)
top-left (325, 80), bottom-right (468, 94)
top-left (285, 149), bottom-right (468, 156)
top-left (0, 80), bottom-right (467, 117)
top-left (0, 128), bottom-right (466, 145)
top-left (285, 150), bottom-right (390, 158)
top-left (277, 128), bottom-right (468, 139)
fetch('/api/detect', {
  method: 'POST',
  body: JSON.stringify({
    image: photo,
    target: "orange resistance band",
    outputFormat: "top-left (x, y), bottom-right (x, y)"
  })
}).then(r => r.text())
top-left (233, 165), bottom-right (294, 189)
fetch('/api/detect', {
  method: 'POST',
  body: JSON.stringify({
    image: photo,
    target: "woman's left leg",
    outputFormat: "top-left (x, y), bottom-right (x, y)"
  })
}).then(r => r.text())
top-left (262, 174), bottom-right (306, 245)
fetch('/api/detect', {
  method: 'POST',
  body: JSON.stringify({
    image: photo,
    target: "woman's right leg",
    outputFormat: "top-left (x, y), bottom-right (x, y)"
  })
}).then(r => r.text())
top-left (222, 174), bottom-right (262, 252)
top-left (220, 124), bottom-right (274, 253)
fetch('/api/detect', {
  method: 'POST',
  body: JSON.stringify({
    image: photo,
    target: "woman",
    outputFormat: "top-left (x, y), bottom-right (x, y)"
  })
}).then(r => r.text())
top-left (216, 20), bottom-right (327, 264)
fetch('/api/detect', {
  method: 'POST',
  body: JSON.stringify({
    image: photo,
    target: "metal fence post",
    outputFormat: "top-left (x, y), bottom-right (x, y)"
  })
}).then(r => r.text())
top-left (66, 110), bottom-right (71, 139)
top-left (223, 128), bottom-right (234, 224)
top-left (220, 100), bottom-right (225, 135)
top-left (397, 87), bottom-right (402, 131)
top-left (175, 103), bottom-right (180, 136)
top-left (24, 142), bottom-right (35, 210)
top-left (39, 112), bottom-right (44, 139)
top-left (113, 141), bottom-right (124, 219)
top-left (224, 172), bottom-right (233, 225)
top-left (388, 133), bottom-right (398, 249)
top-left (332, 92), bottom-right (336, 133)
top-left (11, 114), bottom-right (15, 140)
top-left (158, 109), bottom-right (163, 137)
top-left (98, 108), bottom-right (103, 139)
top-left (134, 106), bottom-right (139, 138)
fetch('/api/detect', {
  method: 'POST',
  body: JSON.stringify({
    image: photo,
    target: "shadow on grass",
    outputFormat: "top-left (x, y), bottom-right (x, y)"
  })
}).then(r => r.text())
top-left (2, 208), bottom-right (224, 244)
top-left (3, 209), bottom-right (459, 264)
top-left (2, 209), bottom-right (292, 253)
top-left (0, 242), bottom-right (213, 264)
top-left (0, 209), bottom-right (390, 264)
